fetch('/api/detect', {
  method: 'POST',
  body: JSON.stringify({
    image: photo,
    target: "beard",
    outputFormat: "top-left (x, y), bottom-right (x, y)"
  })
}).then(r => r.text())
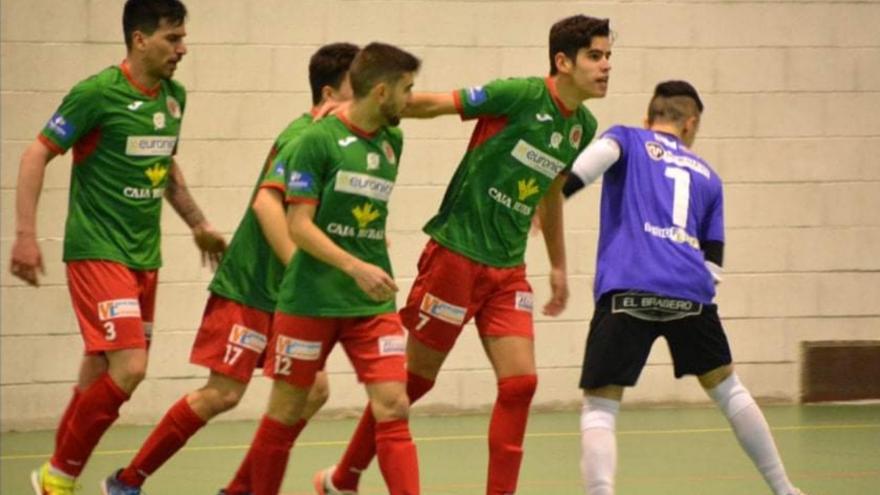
top-left (380, 100), bottom-right (402, 127)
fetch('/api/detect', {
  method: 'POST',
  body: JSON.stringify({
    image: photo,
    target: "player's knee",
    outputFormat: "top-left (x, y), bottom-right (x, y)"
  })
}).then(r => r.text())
top-left (305, 377), bottom-right (330, 411)
top-left (706, 373), bottom-right (755, 418)
top-left (371, 391), bottom-right (410, 421)
top-left (497, 374), bottom-right (538, 405)
top-left (581, 395), bottom-right (620, 432)
top-left (110, 359), bottom-right (147, 392)
top-left (211, 386), bottom-right (245, 413)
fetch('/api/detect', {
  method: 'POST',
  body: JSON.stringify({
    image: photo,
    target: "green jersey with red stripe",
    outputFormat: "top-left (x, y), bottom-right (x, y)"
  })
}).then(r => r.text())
top-left (276, 114), bottom-right (402, 317)
top-left (40, 63), bottom-right (186, 270)
top-left (208, 113), bottom-right (314, 313)
top-left (424, 76), bottom-right (598, 267)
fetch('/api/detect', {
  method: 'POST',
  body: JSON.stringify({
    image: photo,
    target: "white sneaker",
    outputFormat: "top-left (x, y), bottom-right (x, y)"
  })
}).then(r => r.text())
top-left (312, 466), bottom-right (357, 495)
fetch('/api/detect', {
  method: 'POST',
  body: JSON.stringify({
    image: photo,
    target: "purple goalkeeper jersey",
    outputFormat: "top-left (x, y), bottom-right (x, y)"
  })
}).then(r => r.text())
top-left (594, 125), bottom-right (724, 304)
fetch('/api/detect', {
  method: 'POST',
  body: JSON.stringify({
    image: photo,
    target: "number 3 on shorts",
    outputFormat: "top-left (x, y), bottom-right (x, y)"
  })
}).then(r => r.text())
top-left (103, 321), bottom-right (117, 341)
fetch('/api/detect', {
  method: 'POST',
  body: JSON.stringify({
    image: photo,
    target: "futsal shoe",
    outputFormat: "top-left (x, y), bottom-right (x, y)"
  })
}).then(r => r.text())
top-left (30, 462), bottom-right (78, 495)
top-left (313, 466), bottom-right (358, 495)
top-left (100, 470), bottom-right (142, 495)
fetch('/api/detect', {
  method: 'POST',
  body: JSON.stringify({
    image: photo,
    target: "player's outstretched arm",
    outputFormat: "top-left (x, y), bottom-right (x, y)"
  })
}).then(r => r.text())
top-left (286, 203), bottom-right (398, 302)
top-left (562, 137), bottom-right (620, 198)
top-left (164, 159), bottom-right (227, 268)
top-left (252, 187), bottom-right (296, 264)
top-left (402, 92), bottom-right (457, 119)
top-left (10, 139), bottom-right (57, 286)
top-left (539, 174), bottom-right (569, 316)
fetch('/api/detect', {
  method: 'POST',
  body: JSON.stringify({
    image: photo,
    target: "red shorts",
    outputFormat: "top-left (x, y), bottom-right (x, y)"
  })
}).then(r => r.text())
top-left (401, 240), bottom-right (534, 353)
top-left (265, 312), bottom-right (407, 388)
top-left (66, 260), bottom-right (158, 354)
top-left (190, 294), bottom-right (272, 383)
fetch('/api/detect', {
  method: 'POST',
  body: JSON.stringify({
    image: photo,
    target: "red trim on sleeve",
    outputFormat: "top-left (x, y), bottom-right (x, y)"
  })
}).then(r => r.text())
top-left (336, 113), bottom-right (378, 139)
top-left (452, 90), bottom-right (468, 120)
top-left (285, 197), bottom-right (319, 205)
top-left (545, 76), bottom-right (574, 119)
top-left (73, 127), bottom-right (102, 165)
top-left (259, 183), bottom-right (286, 194)
top-left (120, 60), bottom-right (160, 98)
top-left (37, 134), bottom-right (65, 155)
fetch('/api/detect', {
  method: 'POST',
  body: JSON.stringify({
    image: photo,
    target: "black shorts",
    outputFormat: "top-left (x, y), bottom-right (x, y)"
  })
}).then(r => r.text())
top-left (579, 291), bottom-right (733, 390)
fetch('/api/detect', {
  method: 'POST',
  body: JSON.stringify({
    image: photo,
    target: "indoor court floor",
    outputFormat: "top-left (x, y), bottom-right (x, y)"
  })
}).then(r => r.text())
top-left (2, 404), bottom-right (878, 494)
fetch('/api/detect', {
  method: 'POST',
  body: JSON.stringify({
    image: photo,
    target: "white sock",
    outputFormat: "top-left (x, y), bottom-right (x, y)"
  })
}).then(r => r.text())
top-left (580, 396), bottom-right (619, 495)
top-left (707, 373), bottom-right (797, 495)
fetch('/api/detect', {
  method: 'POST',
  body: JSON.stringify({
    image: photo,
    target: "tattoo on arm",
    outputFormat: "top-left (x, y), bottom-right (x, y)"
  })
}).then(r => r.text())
top-left (164, 162), bottom-right (206, 228)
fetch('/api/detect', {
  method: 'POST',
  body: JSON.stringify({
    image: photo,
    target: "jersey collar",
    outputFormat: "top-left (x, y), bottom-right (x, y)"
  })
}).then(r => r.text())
top-left (120, 60), bottom-right (161, 98)
top-left (336, 112), bottom-right (379, 140)
top-left (545, 76), bottom-right (574, 119)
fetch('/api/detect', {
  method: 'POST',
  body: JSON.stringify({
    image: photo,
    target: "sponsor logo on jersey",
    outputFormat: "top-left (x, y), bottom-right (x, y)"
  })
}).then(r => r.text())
top-left (645, 142), bottom-right (710, 179)
top-left (338, 136), bottom-right (357, 147)
top-left (517, 177), bottom-right (540, 201)
top-left (124, 187), bottom-right (164, 199)
top-left (153, 112), bottom-right (166, 130)
top-left (466, 86), bottom-right (487, 105)
top-left (166, 96), bottom-right (182, 119)
top-left (46, 113), bottom-right (74, 139)
top-left (381, 141), bottom-right (396, 165)
top-left (275, 335), bottom-right (322, 361)
top-left (569, 125), bottom-right (583, 149)
top-left (514, 291), bottom-right (533, 312)
top-left (352, 202), bottom-right (381, 228)
top-left (326, 222), bottom-right (385, 240)
top-left (288, 171), bottom-right (314, 192)
top-left (126, 136), bottom-right (177, 156)
top-left (127, 101), bottom-right (144, 111)
top-left (510, 140), bottom-right (566, 179)
top-left (367, 152), bottom-right (381, 170)
top-left (145, 164), bottom-right (168, 187)
top-left (643, 222), bottom-right (700, 250)
top-left (378, 335), bottom-right (406, 356)
top-left (549, 132), bottom-right (563, 149)
top-left (97, 299), bottom-right (141, 321)
top-left (228, 324), bottom-right (267, 353)
top-left (273, 161), bottom-right (285, 177)
top-left (488, 187), bottom-right (533, 216)
top-left (420, 293), bottom-right (466, 325)
top-left (535, 113), bottom-right (553, 122)
top-left (334, 171), bottom-right (394, 202)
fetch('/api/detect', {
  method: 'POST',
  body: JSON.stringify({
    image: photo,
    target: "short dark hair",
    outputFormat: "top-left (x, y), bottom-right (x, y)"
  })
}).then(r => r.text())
top-left (548, 15), bottom-right (610, 75)
top-left (123, 0), bottom-right (187, 50)
top-left (349, 42), bottom-right (421, 99)
top-left (647, 80), bottom-right (704, 125)
top-left (309, 43), bottom-right (360, 105)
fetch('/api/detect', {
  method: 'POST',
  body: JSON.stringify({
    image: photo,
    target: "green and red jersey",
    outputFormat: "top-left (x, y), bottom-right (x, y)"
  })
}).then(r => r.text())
top-left (276, 114), bottom-right (403, 317)
top-left (208, 113), bottom-right (315, 313)
top-left (424, 76), bottom-right (598, 267)
top-left (40, 62), bottom-right (186, 270)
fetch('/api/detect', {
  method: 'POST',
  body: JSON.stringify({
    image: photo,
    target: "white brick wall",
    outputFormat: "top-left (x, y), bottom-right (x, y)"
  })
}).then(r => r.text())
top-left (2, 0), bottom-right (878, 431)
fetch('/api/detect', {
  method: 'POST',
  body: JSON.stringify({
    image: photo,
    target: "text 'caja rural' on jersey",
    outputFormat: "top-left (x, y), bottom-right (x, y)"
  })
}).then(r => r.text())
top-left (208, 113), bottom-right (315, 313)
top-left (595, 126), bottom-right (724, 304)
top-left (39, 62), bottom-right (186, 270)
top-left (276, 114), bottom-right (403, 317)
top-left (423, 76), bottom-right (598, 267)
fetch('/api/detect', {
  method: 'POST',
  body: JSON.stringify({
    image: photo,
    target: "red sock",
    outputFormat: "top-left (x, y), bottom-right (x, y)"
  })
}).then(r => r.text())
top-left (50, 373), bottom-right (129, 477)
top-left (117, 397), bottom-right (207, 486)
top-left (225, 418), bottom-right (306, 495)
top-left (375, 419), bottom-right (420, 495)
top-left (55, 386), bottom-right (82, 450)
top-left (231, 416), bottom-right (303, 495)
top-left (332, 372), bottom-right (434, 490)
top-left (487, 375), bottom-right (537, 495)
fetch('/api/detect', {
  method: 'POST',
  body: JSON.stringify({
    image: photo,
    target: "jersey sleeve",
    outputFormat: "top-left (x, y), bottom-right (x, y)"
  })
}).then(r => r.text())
top-left (281, 130), bottom-right (329, 205)
top-left (39, 77), bottom-right (103, 154)
top-left (700, 179), bottom-right (725, 243)
top-left (597, 125), bottom-right (630, 176)
top-left (257, 144), bottom-right (287, 193)
top-left (454, 78), bottom-right (532, 120)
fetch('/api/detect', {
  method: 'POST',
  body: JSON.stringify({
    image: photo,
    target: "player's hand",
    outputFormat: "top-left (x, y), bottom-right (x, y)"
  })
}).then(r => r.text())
top-left (9, 234), bottom-right (45, 287)
top-left (313, 100), bottom-right (350, 121)
top-left (192, 223), bottom-right (227, 270)
top-left (349, 260), bottom-right (398, 302)
top-left (542, 266), bottom-right (568, 316)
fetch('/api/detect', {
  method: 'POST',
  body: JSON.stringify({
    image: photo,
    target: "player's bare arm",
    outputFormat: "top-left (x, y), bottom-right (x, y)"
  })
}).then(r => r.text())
top-left (286, 202), bottom-right (398, 302)
top-left (164, 159), bottom-right (227, 268)
top-left (401, 92), bottom-right (457, 118)
top-left (252, 188), bottom-right (296, 264)
top-left (9, 139), bottom-right (57, 286)
top-left (539, 173), bottom-right (569, 316)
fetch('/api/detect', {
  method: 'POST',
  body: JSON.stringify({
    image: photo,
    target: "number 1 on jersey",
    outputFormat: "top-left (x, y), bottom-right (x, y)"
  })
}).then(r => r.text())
top-left (664, 167), bottom-right (691, 228)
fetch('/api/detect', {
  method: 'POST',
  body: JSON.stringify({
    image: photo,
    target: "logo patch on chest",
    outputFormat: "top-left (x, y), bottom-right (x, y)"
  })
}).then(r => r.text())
top-left (510, 140), bottom-right (566, 179)
top-left (334, 171), bottom-right (394, 202)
